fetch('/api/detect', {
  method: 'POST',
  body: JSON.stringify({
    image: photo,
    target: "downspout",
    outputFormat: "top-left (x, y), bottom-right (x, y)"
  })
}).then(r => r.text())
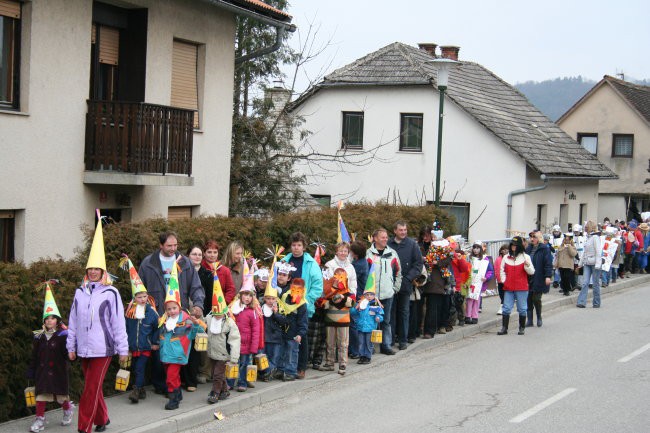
top-left (506, 174), bottom-right (548, 236)
top-left (200, 0), bottom-right (297, 64)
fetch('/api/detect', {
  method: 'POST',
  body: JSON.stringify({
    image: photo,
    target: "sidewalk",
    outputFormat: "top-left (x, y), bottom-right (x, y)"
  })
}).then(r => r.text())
top-left (4, 274), bottom-right (649, 433)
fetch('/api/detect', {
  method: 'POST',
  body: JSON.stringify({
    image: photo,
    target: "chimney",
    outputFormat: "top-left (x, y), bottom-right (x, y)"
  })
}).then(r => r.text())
top-left (417, 43), bottom-right (438, 57)
top-left (440, 45), bottom-right (460, 61)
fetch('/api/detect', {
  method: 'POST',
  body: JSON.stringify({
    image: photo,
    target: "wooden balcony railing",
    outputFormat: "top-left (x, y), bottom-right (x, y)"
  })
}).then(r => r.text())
top-left (84, 100), bottom-right (194, 176)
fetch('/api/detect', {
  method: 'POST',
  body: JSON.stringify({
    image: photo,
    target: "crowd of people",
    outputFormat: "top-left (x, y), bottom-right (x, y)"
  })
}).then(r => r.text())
top-left (27, 214), bottom-right (650, 433)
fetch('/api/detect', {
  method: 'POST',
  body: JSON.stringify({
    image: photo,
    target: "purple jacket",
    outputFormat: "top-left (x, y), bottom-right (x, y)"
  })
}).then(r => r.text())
top-left (66, 282), bottom-right (129, 358)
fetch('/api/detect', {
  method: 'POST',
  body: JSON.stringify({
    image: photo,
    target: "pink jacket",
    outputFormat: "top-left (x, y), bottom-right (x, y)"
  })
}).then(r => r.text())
top-left (234, 307), bottom-right (260, 355)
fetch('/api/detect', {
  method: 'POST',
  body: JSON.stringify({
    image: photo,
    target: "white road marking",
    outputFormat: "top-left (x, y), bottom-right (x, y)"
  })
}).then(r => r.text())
top-left (618, 343), bottom-right (650, 363)
top-left (509, 388), bottom-right (577, 423)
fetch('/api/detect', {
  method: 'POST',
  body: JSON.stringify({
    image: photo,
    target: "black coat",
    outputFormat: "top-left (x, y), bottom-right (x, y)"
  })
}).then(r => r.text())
top-left (28, 329), bottom-right (70, 396)
top-left (388, 236), bottom-right (424, 294)
top-left (264, 311), bottom-right (288, 344)
top-left (526, 243), bottom-right (554, 293)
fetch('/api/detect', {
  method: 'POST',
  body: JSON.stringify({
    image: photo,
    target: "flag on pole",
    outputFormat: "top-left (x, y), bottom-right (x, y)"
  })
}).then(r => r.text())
top-left (337, 201), bottom-right (351, 243)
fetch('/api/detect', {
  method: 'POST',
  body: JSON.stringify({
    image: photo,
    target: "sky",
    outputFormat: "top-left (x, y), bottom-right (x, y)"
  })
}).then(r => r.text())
top-left (280, 0), bottom-right (650, 93)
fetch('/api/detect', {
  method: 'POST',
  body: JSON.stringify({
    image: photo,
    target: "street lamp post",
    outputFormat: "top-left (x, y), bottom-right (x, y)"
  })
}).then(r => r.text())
top-left (430, 58), bottom-right (459, 207)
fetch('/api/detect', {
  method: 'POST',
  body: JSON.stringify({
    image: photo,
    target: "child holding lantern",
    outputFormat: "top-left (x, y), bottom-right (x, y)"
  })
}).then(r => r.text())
top-left (350, 264), bottom-right (384, 365)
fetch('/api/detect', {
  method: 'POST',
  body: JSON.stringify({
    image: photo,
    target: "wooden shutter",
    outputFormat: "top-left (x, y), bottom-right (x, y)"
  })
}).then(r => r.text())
top-left (0, 0), bottom-right (20, 19)
top-left (99, 26), bottom-right (119, 65)
top-left (168, 206), bottom-right (192, 221)
top-left (171, 40), bottom-right (199, 128)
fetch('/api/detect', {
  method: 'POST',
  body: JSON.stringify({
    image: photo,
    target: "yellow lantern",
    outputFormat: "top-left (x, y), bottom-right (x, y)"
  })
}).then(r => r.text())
top-left (254, 353), bottom-right (269, 371)
top-left (194, 332), bottom-right (208, 352)
top-left (24, 386), bottom-right (36, 408)
top-left (119, 353), bottom-right (132, 369)
top-left (370, 329), bottom-right (383, 344)
top-left (115, 369), bottom-right (130, 391)
top-left (246, 365), bottom-right (257, 383)
top-left (225, 362), bottom-right (239, 380)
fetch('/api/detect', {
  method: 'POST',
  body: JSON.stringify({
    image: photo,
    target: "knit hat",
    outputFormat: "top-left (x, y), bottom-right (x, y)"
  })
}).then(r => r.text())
top-left (42, 281), bottom-right (62, 321)
top-left (86, 210), bottom-right (107, 272)
top-left (363, 263), bottom-right (376, 294)
top-left (164, 260), bottom-right (181, 306)
top-left (210, 266), bottom-right (228, 315)
top-left (629, 220), bottom-right (638, 229)
top-left (552, 225), bottom-right (561, 232)
top-left (120, 255), bottom-right (147, 297)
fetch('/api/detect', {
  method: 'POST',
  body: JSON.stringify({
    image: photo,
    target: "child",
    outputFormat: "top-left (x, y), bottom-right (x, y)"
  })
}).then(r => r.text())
top-left (321, 269), bottom-right (356, 375)
top-left (450, 247), bottom-right (470, 325)
top-left (261, 283), bottom-right (287, 381)
top-left (230, 276), bottom-right (261, 392)
top-left (28, 282), bottom-right (74, 433)
top-left (122, 256), bottom-right (159, 404)
top-left (276, 278), bottom-right (308, 381)
top-left (466, 241), bottom-right (493, 325)
top-left (350, 267), bottom-right (384, 365)
top-left (158, 265), bottom-right (205, 410)
top-left (275, 262), bottom-right (296, 295)
top-left (205, 274), bottom-right (240, 404)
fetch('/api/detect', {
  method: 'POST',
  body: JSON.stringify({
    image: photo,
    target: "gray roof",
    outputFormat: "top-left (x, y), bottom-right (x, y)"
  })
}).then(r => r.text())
top-left (296, 42), bottom-right (616, 179)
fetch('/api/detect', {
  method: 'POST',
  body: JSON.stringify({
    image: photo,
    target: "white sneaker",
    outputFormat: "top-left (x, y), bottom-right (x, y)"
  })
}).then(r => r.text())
top-left (497, 305), bottom-right (503, 315)
top-left (30, 416), bottom-right (45, 432)
top-left (61, 402), bottom-right (75, 426)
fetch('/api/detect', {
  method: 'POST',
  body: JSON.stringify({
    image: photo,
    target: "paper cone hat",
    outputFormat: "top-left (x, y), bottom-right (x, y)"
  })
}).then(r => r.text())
top-left (42, 282), bottom-right (62, 320)
top-left (337, 201), bottom-right (351, 243)
top-left (264, 279), bottom-right (278, 298)
top-left (364, 263), bottom-right (376, 294)
top-left (240, 271), bottom-right (256, 294)
top-left (211, 266), bottom-right (228, 314)
top-left (120, 256), bottom-right (147, 297)
top-left (164, 261), bottom-right (182, 306)
top-left (86, 210), bottom-right (107, 271)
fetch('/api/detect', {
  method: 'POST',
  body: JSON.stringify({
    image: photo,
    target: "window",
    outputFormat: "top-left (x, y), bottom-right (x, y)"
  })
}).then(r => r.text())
top-left (536, 204), bottom-right (547, 231)
top-left (168, 206), bottom-right (192, 221)
top-left (400, 113), bottom-right (423, 151)
top-left (0, 210), bottom-right (14, 262)
top-left (437, 202), bottom-right (470, 239)
top-left (171, 40), bottom-right (199, 128)
top-left (0, 0), bottom-right (20, 109)
top-left (341, 111), bottom-right (363, 149)
top-left (310, 194), bottom-right (331, 207)
top-left (612, 134), bottom-right (633, 157)
top-left (577, 133), bottom-right (597, 155)
top-left (579, 203), bottom-right (587, 225)
top-left (90, 23), bottom-right (120, 101)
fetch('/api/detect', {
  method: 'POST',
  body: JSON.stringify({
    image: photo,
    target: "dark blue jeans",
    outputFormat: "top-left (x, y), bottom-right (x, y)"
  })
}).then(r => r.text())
top-left (393, 290), bottom-right (410, 344)
top-left (348, 316), bottom-right (360, 357)
top-left (264, 342), bottom-right (282, 371)
top-left (380, 296), bottom-right (393, 350)
top-left (359, 332), bottom-right (373, 359)
top-left (280, 339), bottom-right (300, 376)
top-left (237, 354), bottom-right (252, 388)
top-left (133, 354), bottom-right (149, 388)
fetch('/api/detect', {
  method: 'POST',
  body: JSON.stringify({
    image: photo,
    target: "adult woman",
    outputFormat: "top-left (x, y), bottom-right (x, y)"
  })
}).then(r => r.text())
top-left (324, 242), bottom-right (358, 294)
top-left (498, 236), bottom-right (534, 335)
top-left (187, 245), bottom-right (203, 272)
top-left (525, 231), bottom-right (553, 327)
top-left (555, 234), bottom-right (577, 296)
top-left (577, 220), bottom-right (603, 308)
top-left (223, 241), bottom-right (245, 294)
top-left (421, 232), bottom-right (454, 338)
top-left (67, 221), bottom-right (128, 433)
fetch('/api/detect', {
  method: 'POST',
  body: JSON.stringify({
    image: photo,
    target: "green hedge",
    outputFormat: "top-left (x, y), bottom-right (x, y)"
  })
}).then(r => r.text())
top-left (0, 203), bottom-right (454, 422)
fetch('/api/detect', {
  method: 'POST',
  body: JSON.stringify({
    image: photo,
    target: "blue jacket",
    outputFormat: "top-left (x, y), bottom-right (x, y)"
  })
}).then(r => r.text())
top-left (525, 243), bottom-right (554, 293)
top-left (352, 257), bottom-right (369, 299)
top-left (282, 253), bottom-right (323, 318)
top-left (264, 311), bottom-right (288, 344)
top-left (388, 236), bottom-right (424, 295)
top-left (350, 301), bottom-right (384, 333)
top-left (281, 297), bottom-right (308, 341)
top-left (126, 303), bottom-right (159, 352)
top-left (159, 311), bottom-right (203, 365)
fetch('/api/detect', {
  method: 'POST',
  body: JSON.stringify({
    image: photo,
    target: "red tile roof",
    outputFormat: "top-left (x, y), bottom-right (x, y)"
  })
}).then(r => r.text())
top-left (225, 0), bottom-right (292, 20)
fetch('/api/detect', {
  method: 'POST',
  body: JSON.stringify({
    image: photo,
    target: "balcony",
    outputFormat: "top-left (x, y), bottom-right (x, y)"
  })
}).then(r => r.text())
top-left (84, 100), bottom-right (194, 186)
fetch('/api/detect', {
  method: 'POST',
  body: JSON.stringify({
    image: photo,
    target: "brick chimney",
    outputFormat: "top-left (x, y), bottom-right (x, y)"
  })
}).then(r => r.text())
top-left (417, 43), bottom-right (438, 57)
top-left (440, 45), bottom-right (460, 61)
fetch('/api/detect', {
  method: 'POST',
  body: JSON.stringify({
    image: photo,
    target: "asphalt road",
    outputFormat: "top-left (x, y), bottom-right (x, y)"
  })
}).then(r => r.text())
top-left (190, 284), bottom-right (650, 433)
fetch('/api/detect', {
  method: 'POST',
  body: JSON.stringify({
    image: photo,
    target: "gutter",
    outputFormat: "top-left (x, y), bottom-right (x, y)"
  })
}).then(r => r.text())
top-left (506, 174), bottom-right (548, 237)
top-left (199, 0), bottom-right (296, 65)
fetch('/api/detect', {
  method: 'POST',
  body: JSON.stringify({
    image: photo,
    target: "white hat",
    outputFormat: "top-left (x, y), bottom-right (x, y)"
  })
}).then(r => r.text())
top-left (552, 225), bottom-right (561, 231)
top-left (276, 261), bottom-right (297, 275)
top-left (255, 268), bottom-right (270, 282)
top-left (573, 224), bottom-right (582, 232)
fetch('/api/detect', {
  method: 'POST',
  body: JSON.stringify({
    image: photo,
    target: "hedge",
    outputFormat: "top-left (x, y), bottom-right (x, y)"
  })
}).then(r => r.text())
top-left (0, 203), bottom-right (454, 422)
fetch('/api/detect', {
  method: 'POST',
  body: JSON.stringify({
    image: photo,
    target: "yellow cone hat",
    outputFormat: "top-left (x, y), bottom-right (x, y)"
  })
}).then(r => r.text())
top-left (42, 282), bottom-right (62, 320)
top-left (164, 261), bottom-right (182, 306)
top-left (211, 265), bottom-right (228, 315)
top-left (86, 210), bottom-right (107, 271)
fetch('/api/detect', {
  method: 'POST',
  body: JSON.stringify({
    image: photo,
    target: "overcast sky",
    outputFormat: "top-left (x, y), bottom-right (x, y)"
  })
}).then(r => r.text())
top-left (281, 0), bottom-right (649, 93)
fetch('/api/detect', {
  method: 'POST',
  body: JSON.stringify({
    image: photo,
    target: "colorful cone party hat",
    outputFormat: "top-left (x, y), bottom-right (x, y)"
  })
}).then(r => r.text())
top-left (86, 209), bottom-right (107, 271)
top-left (264, 245), bottom-right (285, 298)
top-left (120, 255), bottom-right (147, 297)
top-left (211, 265), bottom-right (228, 314)
top-left (164, 261), bottom-right (182, 306)
top-left (42, 281), bottom-right (62, 320)
top-left (337, 201), bottom-right (351, 243)
top-left (240, 271), bottom-right (256, 294)
top-left (364, 263), bottom-right (376, 294)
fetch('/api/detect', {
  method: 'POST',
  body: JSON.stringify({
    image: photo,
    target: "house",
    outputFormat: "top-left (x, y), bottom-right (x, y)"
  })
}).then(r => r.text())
top-left (289, 42), bottom-right (616, 240)
top-left (557, 76), bottom-right (650, 221)
top-left (0, 0), bottom-right (293, 263)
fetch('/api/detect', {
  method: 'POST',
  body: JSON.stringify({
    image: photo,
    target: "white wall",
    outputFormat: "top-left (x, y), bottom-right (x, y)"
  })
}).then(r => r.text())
top-left (598, 195), bottom-right (627, 222)
top-left (0, 0), bottom-right (236, 263)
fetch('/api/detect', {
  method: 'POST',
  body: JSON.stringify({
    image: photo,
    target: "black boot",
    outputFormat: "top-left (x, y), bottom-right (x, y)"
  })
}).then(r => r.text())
top-left (526, 311), bottom-right (533, 327)
top-left (518, 316), bottom-right (526, 335)
top-left (536, 311), bottom-right (543, 327)
top-left (497, 315), bottom-right (509, 335)
top-left (164, 388), bottom-right (180, 410)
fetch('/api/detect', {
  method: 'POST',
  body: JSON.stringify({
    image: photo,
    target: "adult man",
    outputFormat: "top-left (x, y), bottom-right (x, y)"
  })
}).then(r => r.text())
top-left (366, 228), bottom-right (401, 355)
top-left (139, 231), bottom-right (205, 393)
top-left (388, 221), bottom-right (423, 350)
top-left (282, 232), bottom-right (323, 379)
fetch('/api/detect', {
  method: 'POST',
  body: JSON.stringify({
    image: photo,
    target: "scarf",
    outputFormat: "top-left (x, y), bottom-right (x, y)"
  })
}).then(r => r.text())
top-left (165, 314), bottom-right (180, 332)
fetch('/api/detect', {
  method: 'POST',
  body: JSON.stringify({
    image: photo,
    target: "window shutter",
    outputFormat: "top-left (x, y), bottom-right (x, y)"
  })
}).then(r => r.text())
top-left (0, 0), bottom-right (20, 19)
top-left (168, 206), bottom-right (192, 221)
top-left (171, 40), bottom-right (199, 128)
top-left (99, 26), bottom-right (119, 65)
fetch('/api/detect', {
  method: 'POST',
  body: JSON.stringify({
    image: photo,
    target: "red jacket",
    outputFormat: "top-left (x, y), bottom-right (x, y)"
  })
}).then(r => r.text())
top-left (502, 254), bottom-right (534, 292)
top-left (234, 307), bottom-right (260, 355)
top-left (451, 257), bottom-right (470, 291)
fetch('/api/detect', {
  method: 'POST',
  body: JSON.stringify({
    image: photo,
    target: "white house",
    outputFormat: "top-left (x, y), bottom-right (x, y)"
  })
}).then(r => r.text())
top-left (0, 0), bottom-right (293, 263)
top-left (290, 42), bottom-right (616, 240)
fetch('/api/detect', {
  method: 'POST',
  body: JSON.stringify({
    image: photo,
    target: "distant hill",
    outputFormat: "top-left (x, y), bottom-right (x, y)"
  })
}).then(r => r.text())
top-left (516, 76), bottom-right (650, 122)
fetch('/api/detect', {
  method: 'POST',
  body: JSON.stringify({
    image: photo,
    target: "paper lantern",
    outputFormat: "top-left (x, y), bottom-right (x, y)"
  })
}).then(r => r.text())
top-left (194, 332), bottom-right (208, 352)
top-left (225, 362), bottom-right (239, 380)
top-left (119, 353), bottom-right (132, 369)
top-left (371, 329), bottom-right (383, 344)
top-left (246, 365), bottom-right (257, 383)
top-left (254, 353), bottom-right (269, 371)
top-left (115, 369), bottom-right (130, 391)
top-left (24, 387), bottom-right (36, 407)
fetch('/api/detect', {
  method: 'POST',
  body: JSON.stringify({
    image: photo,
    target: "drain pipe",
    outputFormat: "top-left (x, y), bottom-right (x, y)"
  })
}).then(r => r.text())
top-left (506, 174), bottom-right (548, 236)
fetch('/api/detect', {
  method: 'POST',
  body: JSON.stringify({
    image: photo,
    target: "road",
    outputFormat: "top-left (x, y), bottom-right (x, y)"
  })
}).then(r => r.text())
top-left (190, 284), bottom-right (650, 433)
